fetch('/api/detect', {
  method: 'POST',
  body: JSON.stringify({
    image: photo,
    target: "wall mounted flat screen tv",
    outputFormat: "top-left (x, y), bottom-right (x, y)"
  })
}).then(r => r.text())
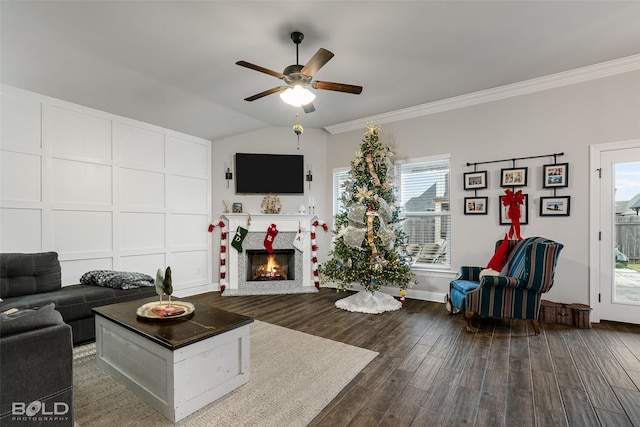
top-left (235, 153), bottom-right (304, 194)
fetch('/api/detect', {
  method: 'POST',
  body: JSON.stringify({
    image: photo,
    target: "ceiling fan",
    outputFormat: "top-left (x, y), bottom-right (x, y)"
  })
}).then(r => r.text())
top-left (236, 31), bottom-right (363, 113)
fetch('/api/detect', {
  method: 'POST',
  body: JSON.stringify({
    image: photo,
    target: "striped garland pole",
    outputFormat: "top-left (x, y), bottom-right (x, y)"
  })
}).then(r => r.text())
top-left (310, 219), bottom-right (329, 289)
top-left (208, 220), bottom-right (228, 292)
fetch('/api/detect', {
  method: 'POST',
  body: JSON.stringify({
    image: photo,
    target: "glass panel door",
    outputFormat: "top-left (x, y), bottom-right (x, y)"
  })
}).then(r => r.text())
top-left (599, 148), bottom-right (640, 323)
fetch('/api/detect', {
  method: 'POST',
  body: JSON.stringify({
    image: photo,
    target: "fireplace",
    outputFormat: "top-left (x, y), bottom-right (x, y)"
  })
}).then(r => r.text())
top-left (246, 249), bottom-right (295, 281)
top-left (221, 213), bottom-right (319, 296)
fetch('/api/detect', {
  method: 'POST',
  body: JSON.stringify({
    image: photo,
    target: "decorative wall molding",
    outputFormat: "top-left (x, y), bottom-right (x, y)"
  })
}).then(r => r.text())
top-left (325, 54), bottom-right (640, 135)
top-left (0, 85), bottom-right (213, 294)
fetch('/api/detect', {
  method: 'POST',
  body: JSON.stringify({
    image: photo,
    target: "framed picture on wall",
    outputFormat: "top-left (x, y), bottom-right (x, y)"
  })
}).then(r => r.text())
top-left (542, 163), bottom-right (569, 188)
top-left (500, 167), bottom-right (528, 187)
top-left (464, 197), bottom-right (488, 215)
top-left (499, 194), bottom-right (528, 225)
top-left (463, 171), bottom-right (488, 190)
top-left (540, 196), bottom-right (571, 216)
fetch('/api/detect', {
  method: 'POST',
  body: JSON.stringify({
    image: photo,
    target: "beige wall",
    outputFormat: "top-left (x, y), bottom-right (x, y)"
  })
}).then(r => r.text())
top-left (325, 70), bottom-right (640, 304)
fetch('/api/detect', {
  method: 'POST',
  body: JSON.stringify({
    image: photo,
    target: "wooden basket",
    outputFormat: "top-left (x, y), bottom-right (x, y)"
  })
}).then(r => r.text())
top-left (540, 300), bottom-right (592, 328)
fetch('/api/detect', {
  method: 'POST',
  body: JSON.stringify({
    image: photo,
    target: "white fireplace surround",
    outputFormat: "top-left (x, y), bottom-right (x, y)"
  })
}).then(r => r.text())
top-left (221, 213), bottom-right (318, 296)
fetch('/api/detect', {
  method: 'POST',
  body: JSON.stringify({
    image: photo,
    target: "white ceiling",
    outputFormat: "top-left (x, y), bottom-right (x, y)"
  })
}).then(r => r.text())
top-left (2, 1), bottom-right (640, 141)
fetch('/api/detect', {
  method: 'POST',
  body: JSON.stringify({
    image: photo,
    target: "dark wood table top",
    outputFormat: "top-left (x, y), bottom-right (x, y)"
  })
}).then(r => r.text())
top-left (93, 295), bottom-right (254, 350)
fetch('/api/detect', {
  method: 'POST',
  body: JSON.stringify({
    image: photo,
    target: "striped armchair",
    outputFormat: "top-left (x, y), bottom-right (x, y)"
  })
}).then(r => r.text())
top-left (462, 236), bottom-right (563, 335)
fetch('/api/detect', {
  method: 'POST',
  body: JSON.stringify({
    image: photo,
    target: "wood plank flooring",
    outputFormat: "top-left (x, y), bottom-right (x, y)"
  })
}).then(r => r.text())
top-left (192, 289), bottom-right (640, 427)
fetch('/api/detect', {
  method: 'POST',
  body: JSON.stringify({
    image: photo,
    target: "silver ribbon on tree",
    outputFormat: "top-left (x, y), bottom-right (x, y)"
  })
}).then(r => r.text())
top-left (377, 217), bottom-right (396, 249)
top-left (341, 203), bottom-right (368, 249)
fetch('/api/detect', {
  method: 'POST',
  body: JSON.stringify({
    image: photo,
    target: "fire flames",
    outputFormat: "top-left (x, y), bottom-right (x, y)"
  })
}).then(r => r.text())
top-left (254, 254), bottom-right (287, 280)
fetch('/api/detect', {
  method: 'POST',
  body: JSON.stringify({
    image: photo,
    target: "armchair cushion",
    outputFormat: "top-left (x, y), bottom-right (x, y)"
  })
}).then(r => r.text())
top-left (451, 280), bottom-right (480, 294)
top-left (0, 303), bottom-right (64, 337)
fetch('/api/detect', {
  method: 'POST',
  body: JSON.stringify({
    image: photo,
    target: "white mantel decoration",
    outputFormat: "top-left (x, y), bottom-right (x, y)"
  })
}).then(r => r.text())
top-left (220, 213), bottom-right (318, 296)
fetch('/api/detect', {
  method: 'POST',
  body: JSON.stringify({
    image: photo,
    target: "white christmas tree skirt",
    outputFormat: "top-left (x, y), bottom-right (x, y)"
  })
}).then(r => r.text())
top-left (335, 290), bottom-right (402, 314)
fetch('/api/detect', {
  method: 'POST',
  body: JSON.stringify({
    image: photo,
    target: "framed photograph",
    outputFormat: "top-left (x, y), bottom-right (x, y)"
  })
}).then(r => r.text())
top-left (542, 163), bottom-right (569, 188)
top-left (463, 171), bottom-right (488, 190)
top-left (232, 202), bottom-right (243, 213)
top-left (500, 167), bottom-right (528, 187)
top-left (499, 194), bottom-right (528, 225)
top-left (464, 197), bottom-right (488, 215)
top-left (540, 196), bottom-right (571, 216)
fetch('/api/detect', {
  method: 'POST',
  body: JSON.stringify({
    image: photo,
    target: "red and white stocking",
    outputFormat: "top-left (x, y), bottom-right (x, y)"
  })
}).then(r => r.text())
top-left (293, 224), bottom-right (306, 252)
top-left (264, 223), bottom-right (279, 253)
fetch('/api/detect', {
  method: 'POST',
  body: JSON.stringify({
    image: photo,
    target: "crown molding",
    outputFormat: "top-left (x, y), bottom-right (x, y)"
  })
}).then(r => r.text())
top-left (324, 54), bottom-right (640, 135)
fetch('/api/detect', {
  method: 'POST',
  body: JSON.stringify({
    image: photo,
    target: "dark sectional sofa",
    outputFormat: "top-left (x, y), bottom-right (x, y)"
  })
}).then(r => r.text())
top-left (0, 252), bottom-right (157, 345)
top-left (1, 303), bottom-right (74, 426)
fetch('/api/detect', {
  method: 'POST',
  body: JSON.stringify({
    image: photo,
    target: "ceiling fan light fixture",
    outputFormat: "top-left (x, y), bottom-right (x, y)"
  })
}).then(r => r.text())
top-left (280, 85), bottom-right (316, 107)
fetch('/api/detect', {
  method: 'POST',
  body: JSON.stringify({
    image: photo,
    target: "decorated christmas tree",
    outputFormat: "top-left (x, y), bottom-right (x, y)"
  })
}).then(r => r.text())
top-left (320, 124), bottom-right (414, 313)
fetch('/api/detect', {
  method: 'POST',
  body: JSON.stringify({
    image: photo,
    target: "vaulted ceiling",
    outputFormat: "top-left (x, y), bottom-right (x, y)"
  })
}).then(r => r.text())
top-left (2, 1), bottom-right (640, 141)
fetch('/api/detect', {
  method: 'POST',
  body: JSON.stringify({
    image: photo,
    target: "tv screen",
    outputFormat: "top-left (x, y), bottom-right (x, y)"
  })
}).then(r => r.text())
top-left (235, 153), bottom-right (304, 194)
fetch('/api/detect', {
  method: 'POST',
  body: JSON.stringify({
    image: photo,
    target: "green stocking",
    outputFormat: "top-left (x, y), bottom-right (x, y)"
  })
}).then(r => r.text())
top-left (231, 226), bottom-right (248, 252)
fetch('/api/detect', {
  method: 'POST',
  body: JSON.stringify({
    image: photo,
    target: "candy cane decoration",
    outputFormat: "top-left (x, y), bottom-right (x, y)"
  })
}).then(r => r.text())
top-left (208, 220), bottom-right (228, 292)
top-left (311, 219), bottom-right (329, 289)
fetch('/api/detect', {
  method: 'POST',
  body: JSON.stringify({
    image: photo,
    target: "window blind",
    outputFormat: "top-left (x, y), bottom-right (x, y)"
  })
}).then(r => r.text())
top-left (395, 156), bottom-right (451, 267)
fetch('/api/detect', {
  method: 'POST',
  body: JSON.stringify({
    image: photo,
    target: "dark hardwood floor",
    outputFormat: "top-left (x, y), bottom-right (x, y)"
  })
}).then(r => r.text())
top-left (196, 288), bottom-right (640, 427)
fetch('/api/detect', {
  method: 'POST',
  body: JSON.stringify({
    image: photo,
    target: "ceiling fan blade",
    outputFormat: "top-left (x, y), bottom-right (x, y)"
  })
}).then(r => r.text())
top-left (236, 61), bottom-right (285, 79)
top-left (300, 48), bottom-right (334, 77)
top-left (302, 102), bottom-right (315, 113)
top-left (312, 81), bottom-right (363, 94)
top-left (244, 86), bottom-right (288, 102)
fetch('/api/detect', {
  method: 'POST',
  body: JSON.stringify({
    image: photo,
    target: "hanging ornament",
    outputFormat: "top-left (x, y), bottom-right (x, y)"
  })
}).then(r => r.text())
top-left (293, 113), bottom-right (303, 150)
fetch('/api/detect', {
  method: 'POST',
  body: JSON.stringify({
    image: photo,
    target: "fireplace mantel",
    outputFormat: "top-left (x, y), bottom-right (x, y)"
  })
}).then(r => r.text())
top-left (222, 213), bottom-right (316, 232)
top-left (220, 213), bottom-right (318, 295)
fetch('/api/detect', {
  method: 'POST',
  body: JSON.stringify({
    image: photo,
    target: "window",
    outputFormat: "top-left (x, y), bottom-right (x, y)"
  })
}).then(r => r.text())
top-left (331, 155), bottom-right (451, 269)
top-left (332, 167), bottom-right (352, 216)
top-left (395, 155), bottom-right (451, 268)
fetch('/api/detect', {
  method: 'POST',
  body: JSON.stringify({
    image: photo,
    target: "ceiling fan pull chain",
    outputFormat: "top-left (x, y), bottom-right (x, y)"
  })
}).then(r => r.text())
top-left (293, 112), bottom-right (303, 149)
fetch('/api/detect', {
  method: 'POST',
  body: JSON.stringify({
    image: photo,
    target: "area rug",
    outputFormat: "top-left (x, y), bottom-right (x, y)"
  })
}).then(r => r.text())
top-left (73, 321), bottom-right (378, 427)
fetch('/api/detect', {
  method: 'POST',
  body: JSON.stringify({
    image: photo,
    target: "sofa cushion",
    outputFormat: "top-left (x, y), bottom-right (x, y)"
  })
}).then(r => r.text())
top-left (80, 270), bottom-right (154, 290)
top-left (0, 284), bottom-right (157, 322)
top-left (0, 303), bottom-right (64, 337)
top-left (0, 252), bottom-right (62, 298)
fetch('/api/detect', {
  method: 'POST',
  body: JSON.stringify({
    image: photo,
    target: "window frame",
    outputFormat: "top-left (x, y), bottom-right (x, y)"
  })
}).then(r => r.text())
top-left (394, 154), bottom-right (451, 271)
top-left (332, 166), bottom-right (352, 217)
top-left (332, 155), bottom-right (451, 271)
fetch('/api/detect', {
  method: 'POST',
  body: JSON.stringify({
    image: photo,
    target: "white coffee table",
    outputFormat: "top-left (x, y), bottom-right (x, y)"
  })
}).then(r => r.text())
top-left (93, 296), bottom-right (253, 422)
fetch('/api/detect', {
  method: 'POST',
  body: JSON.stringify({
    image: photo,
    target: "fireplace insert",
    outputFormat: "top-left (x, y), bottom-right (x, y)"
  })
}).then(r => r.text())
top-left (246, 249), bottom-right (295, 281)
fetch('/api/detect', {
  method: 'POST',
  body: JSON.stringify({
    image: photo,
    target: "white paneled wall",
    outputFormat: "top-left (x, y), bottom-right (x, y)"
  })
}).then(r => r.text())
top-left (0, 86), bottom-right (212, 296)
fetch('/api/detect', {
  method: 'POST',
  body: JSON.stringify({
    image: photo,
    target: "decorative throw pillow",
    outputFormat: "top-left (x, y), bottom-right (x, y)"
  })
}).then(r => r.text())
top-left (0, 303), bottom-right (64, 337)
top-left (486, 234), bottom-right (510, 272)
top-left (80, 270), bottom-right (154, 290)
top-left (479, 268), bottom-right (501, 278)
